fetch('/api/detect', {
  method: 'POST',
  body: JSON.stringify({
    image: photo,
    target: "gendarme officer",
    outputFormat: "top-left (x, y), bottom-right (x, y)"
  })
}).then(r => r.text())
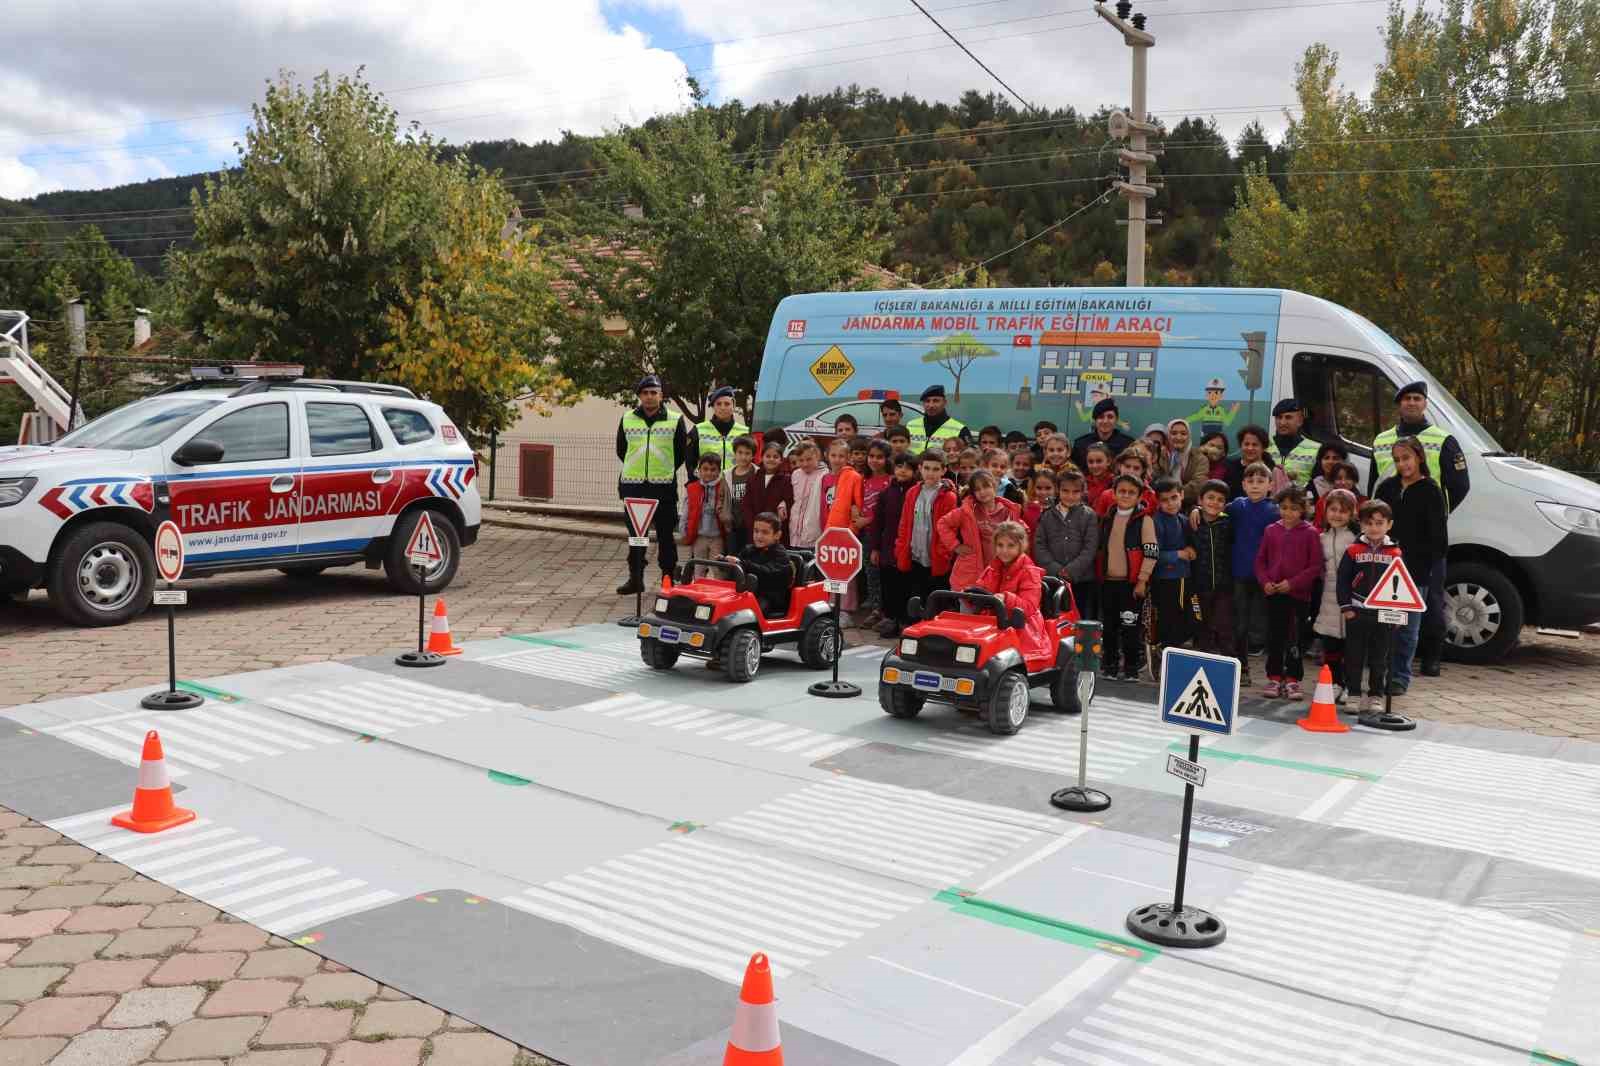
top-left (616, 374), bottom-right (687, 595)
top-left (687, 386), bottom-right (748, 473)
top-left (905, 384), bottom-right (970, 452)
top-left (1269, 398), bottom-right (1320, 488)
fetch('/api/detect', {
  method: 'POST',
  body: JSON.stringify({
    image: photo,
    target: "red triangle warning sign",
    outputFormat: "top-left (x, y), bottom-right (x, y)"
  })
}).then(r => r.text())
top-left (1365, 555), bottom-right (1426, 612)
top-left (623, 497), bottom-right (659, 540)
top-left (404, 511), bottom-right (444, 566)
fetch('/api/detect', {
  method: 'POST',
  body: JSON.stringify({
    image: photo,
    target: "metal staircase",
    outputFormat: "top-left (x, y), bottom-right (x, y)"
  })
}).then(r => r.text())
top-left (1, 311), bottom-right (79, 443)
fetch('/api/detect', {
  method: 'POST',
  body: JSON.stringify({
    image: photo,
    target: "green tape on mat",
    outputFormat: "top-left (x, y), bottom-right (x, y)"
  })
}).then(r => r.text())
top-left (936, 888), bottom-right (1159, 962)
top-left (1165, 742), bottom-right (1379, 781)
top-left (488, 771), bottom-right (532, 786)
top-left (175, 681), bottom-right (242, 703)
top-left (507, 634), bottom-right (588, 649)
top-left (1530, 1050), bottom-right (1582, 1064)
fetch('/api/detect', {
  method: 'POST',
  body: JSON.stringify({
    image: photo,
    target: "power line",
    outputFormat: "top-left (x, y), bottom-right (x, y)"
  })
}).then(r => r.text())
top-left (928, 187), bottom-right (1115, 286)
top-left (907, 0), bottom-right (1035, 111)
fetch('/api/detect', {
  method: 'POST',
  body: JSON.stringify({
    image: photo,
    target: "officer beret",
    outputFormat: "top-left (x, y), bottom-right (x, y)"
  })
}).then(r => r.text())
top-left (1092, 398), bottom-right (1119, 418)
top-left (1272, 398), bottom-right (1303, 416)
top-left (636, 374), bottom-right (663, 393)
top-left (708, 385), bottom-right (735, 402)
top-left (1395, 380), bottom-right (1427, 403)
top-left (920, 384), bottom-right (946, 402)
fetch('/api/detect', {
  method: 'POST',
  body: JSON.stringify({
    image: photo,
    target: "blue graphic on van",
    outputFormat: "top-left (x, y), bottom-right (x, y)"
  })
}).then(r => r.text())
top-left (755, 288), bottom-right (1283, 443)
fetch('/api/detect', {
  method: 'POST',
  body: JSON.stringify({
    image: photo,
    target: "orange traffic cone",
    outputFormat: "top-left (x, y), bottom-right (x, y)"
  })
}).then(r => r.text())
top-left (724, 952), bottom-right (783, 1065)
top-left (425, 599), bottom-right (463, 656)
top-left (1296, 664), bottom-right (1349, 733)
top-left (111, 731), bottom-right (197, 834)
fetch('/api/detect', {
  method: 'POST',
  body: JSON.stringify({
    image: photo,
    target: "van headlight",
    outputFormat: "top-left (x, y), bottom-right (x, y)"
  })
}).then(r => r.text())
top-left (900, 638), bottom-right (918, 656)
top-left (955, 645), bottom-right (977, 664)
top-left (694, 604), bottom-right (712, 621)
top-left (1536, 502), bottom-right (1600, 538)
top-left (0, 477), bottom-right (35, 507)
top-left (655, 597), bottom-right (669, 612)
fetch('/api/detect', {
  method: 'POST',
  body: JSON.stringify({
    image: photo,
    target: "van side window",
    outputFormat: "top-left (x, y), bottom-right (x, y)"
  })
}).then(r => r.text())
top-left (1291, 352), bottom-right (1388, 453)
top-left (383, 407), bottom-right (435, 445)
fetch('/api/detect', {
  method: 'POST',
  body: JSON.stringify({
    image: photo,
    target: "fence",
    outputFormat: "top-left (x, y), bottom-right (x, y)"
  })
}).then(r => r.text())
top-left (485, 431), bottom-right (619, 510)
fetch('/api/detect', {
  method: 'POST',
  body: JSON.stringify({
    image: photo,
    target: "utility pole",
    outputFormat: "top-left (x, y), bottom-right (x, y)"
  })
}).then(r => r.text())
top-left (1096, 1), bottom-right (1158, 286)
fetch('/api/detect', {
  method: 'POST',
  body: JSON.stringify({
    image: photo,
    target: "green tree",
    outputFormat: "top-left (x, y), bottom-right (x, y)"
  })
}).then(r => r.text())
top-left (545, 105), bottom-right (895, 420)
top-left (921, 331), bottom-right (998, 402)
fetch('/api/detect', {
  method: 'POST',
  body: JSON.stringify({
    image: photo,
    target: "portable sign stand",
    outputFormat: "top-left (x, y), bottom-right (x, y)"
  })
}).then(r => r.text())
top-left (395, 512), bottom-right (446, 668)
top-left (1051, 620), bottom-right (1111, 812)
top-left (617, 497), bottom-right (659, 628)
top-left (809, 527), bottom-right (863, 699)
top-left (1127, 647), bottom-right (1237, 949)
top-left (141, 521), bottom-right (204, 711)
top-left (1362, 556), bottom-right (1426, 732)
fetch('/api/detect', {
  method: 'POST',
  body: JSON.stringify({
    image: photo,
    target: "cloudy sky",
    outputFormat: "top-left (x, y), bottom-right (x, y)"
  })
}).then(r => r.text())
top-left (0, 0), bottom-right (1401, 199)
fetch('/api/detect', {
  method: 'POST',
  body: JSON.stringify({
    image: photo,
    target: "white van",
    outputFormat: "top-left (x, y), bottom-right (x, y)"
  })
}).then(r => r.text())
top-left (755, 287), bottom-right (1600, 662)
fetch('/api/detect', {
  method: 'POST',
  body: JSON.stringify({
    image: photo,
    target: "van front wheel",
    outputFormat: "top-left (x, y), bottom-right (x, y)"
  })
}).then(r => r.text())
top-left (1442, 562), bottom-right (1523, 664)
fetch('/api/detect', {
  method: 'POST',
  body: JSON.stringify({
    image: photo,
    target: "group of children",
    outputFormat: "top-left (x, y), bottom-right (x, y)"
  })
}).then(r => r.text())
top-left (677, 415), bottom-right (1405, 713)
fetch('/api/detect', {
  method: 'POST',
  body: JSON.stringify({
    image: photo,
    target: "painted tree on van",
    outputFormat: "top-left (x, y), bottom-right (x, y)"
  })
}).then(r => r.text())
top-left (922, 332), bottom-right (999, 403)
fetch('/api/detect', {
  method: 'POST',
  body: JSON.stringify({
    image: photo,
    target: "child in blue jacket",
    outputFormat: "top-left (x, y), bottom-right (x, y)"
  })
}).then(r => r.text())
top-left (1225, 461), bottom-right (1280, 686)
top-left (1149, 477), bottom-right (1194, 671)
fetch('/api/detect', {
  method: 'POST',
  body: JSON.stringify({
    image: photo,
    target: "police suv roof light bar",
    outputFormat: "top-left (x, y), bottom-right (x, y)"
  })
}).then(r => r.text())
top-left (189, 364), bottom-right (305, 381)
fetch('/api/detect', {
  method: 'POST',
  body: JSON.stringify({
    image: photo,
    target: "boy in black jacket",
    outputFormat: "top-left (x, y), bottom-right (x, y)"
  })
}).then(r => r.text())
top-left (724, 512), bottom-right (794, 618)
top-left (1187, 479), bottom-right (1235, 656)
top-left (1337, 499), bottom-right (1404, 713)
top-left (872, 454), bottom-right (918, 637)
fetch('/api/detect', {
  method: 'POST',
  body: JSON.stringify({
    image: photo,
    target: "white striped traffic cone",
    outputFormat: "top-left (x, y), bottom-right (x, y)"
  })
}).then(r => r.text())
top-left (724, 952), bottom-right (783, 1065)
top-left (111, 731), bottom-right (197, 833)
top-left (425, 599), bottom-right (463, 656)
top-left (1296, 664), bottom-right (1348, 733)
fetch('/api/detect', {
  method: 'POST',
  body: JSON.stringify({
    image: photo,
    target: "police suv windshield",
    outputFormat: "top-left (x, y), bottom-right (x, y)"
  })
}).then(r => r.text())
top-left (55, 397), bottom-right (223, 450)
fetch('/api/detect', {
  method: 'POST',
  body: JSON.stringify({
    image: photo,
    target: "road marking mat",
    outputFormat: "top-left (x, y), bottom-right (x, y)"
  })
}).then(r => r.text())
top-left (570, 692), bottom-right (864, 760)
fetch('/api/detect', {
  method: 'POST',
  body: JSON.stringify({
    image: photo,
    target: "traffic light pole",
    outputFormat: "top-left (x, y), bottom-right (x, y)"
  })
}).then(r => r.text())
top-left (1096, 3), bottom-right (1157, 286)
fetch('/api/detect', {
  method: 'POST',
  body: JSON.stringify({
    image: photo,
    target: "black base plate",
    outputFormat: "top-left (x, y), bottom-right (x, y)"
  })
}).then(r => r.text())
top-left (809, 680), bottom-right (862, 699)
top-left (1358, 711), bottom-right (1417, 732)
top-left (139, 689), bottom-right (205, 711)
top-left (395, 651), bottom-right (447, 668)
top-left (1050, 786), bottom-right (1111, 812)
top-left (1126, 902), bottom-right (1227, 948)
top-left (617, 616), bottom-right (642, 628)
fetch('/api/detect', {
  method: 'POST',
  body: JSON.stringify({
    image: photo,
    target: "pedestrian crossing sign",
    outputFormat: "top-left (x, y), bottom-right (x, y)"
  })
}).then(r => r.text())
top-left (1160, 648), bottom-right (1239, 736)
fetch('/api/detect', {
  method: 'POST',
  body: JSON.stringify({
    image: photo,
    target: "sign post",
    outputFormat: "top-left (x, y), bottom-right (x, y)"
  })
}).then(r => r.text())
top-left (1050, 620), bottom-right (1111, 812)
top-left (395, 512), bottom-right (446, 668)
top-left (1361, 556), bottom-right (1426, 732)
top-left (141, 521), bottom-right (203, 711)
top-left (1126, 647), bottom-right (1237, 949)
top-left (618, 497), bottom-right (659, 627)
top-left (809, 527), bottom-right (863, 699)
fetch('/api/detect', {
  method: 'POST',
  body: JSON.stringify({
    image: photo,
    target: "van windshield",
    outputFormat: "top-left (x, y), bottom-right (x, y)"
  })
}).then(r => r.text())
top-left (1349, 315), bottom-right (1505, 453)
top-left (55, 397), bottom-right (222, 450)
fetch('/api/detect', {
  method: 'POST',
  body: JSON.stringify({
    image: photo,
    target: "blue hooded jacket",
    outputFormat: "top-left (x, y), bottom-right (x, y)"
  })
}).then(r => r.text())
top-left (1225, 495), bottom-right (1281, 580)
top-left (1152, 510), bottom-right (1191, 580)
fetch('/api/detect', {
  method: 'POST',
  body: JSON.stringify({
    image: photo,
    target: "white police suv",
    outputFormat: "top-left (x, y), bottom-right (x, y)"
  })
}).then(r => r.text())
top-left (0, 365), bottom-right (481, 626)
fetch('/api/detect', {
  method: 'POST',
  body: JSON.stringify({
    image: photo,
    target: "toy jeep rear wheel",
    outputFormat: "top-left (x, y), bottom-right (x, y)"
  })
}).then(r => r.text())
top-left (799, 614), bottom-right (840, 669)
top-left (987, 669), bottom-right (1030, 736)
top-left (641, 637), bottom-right (680, 670)
top-left (881, 684), bottom-right (924, 719)
top-left (1051, 655), bottom-right (1092, 714)
top-left (723, 628), bottom-right (762, 682)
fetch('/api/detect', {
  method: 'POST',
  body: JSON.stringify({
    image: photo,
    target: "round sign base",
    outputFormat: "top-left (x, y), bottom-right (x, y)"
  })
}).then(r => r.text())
top-left (808, 680), bottom-right (862, 699)
top-left (395, 650), bottom-right (447, 669)
top-left (140, 689), bottom-right (204, 711)
top-left (1050, 786), bottom-right (1111, 813)
top-left (617, 615), bottom-right (642, 628)
top-left (1358, 711), bottom-right (1417, 732)
top-left (1126, 902), bottom-right (1226, 948)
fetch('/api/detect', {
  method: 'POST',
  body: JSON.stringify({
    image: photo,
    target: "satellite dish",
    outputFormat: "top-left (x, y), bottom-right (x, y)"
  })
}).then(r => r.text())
top-left (1108, 110), bottom-right (1130, 140)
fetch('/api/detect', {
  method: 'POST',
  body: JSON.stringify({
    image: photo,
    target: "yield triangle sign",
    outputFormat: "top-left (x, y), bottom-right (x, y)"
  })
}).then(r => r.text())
top-left (404, 511), bottom-right (444, 567)
top-left (1366, 555), bottom-right (1426, 612)
top-left (1169, 669), bottom-right (1226, 728)
top-left (623, 497), bottom-right (659, 542)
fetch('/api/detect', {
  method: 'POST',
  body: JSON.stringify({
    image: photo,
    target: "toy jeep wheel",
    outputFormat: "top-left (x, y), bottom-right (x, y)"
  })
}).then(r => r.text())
top-left (881, 684), bottom-right (924, 719)
top-left (799, 615), bottom-right (840, 669)
top-left (1051, 655), bottom-right (1092, 714)
top-left (987, 669), bottom-right (1030, 736)
top-left (723, 628), bottom-right (762, 682)
top-left (640, 637), bottom-right (680, 670)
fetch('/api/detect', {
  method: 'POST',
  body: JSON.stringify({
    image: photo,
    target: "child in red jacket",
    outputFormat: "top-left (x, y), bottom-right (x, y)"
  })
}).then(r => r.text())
top-left (680, 453), bottom-right (732, 559)
top-left (1253, 486), bottom-right (1323, 698)
top-left (895, 450), bottom-right (959, 623)
top-left (976, 520), bottom-right (1053, 661)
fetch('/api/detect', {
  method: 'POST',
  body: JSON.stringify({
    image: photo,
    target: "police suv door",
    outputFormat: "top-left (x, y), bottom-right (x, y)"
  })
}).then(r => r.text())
top-left (295, 399), bottom-right (394, 558)
top-left (164, 399), bottom-right (303, 566)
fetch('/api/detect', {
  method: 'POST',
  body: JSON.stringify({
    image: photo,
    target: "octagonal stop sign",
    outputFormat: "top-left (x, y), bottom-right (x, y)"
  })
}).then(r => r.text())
top-left (814, 527), bottom-right (863, 594)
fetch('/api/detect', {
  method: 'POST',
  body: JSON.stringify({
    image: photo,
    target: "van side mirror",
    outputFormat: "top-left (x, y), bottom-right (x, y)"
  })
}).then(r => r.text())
top-left (906, 596), bottom-right (924, 621)
top-left (172, 438), bottom-right (224, 466)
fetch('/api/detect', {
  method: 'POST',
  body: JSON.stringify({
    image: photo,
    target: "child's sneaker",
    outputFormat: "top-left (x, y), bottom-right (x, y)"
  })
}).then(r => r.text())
top-left (1259, 678), bottom-right (1282, 699)
top-left (1283, 680), bottom-right (1304, 700)
top-left (1356, 694), bottom-right (1374, 715)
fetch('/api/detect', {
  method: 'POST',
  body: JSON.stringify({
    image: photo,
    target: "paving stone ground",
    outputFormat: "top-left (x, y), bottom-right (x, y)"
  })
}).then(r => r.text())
top-left (0, 807), bottom-right (555, 1066)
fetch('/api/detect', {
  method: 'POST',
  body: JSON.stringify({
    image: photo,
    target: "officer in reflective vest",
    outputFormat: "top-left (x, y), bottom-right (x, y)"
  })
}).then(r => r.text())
top-left (616, 374), bottom-right (687, 595)
top-left (1268, 398), bottom-right (1321, 488)
top-left (688, 386), bottom-right (749, 473)
top-left (905, 384), bottom-right (970, 453)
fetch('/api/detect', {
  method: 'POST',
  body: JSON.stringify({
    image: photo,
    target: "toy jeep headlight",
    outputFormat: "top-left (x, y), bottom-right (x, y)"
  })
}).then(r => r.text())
top-left (655, 597), bottom-right (669, 612)
top-left (694, 604), bottom-right (712, 621)
top-left (900, 638), bottom-right (918, 656)
top-left (955, 645), bottom-right (978, 664)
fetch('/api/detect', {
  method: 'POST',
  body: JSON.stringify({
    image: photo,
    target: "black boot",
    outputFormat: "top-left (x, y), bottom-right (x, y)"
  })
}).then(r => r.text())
top-left (617, 575), bottom-right (644, 596)
top-left (1419, 635), bottom-right (1443, 676)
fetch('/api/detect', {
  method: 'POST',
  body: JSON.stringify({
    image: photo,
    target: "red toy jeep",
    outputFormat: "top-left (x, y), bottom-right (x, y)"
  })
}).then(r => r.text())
top-left (637, 555), bottom-right (838, 682)
top-left (877, 577), bottom-right (1096, 735)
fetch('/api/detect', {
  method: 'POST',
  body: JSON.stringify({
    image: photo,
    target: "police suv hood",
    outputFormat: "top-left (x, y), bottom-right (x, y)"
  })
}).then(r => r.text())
top-left (0, 444), bottom-right (144, 478)
top-left (1484, 455), bottom-right (1600, 506)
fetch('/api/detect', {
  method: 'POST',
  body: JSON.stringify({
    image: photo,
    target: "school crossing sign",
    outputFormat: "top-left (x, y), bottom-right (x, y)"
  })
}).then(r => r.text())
top-left (1160, 648), bottom-right (1239, 736)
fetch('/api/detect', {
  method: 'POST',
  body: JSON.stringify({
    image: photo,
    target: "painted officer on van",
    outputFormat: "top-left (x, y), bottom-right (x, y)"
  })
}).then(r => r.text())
top-left (616, 374), bottom-right (687, 596)
top-left (1072, 397), bottom-right (1137, 471)
top-left (1269, 398), bottom-right (1320, 488)
top-left (1189, 377), bottom-right (1241, 438)
top-left (687, 386), bottom-right (748, 473)
top-left (905, 385), bottom-right (970, 452)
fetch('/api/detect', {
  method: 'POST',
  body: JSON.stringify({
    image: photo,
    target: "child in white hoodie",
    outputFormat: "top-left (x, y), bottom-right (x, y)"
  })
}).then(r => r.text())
top-left (1312, 489), bottom-right (1359, 701)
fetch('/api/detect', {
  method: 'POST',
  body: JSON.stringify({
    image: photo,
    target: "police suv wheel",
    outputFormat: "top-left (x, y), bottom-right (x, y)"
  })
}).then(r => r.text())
top-left (799, 615), bottom-right (840, 669)
top-left (48, 521), bottom-right (155, 627)
top-left (1441, 561), bottom-right (1523, 664)
top-left (987, 669), bottom-right (1030, 736)
top-left (384, 511), bottom-right (461, 594)
top-left (724, 628), bottom-right (761, 683)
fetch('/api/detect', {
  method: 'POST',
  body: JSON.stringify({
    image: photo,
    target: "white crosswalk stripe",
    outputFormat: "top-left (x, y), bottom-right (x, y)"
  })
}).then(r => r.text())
top-left (47, 706), bottom-right (349, 773)
top-left (841, 643), bottom-right (888, 659)
top-left (479, 646), bottom-right (660, 688)
top-left (912, 695), bottom-right (1184, 779)
top-left (1189, 867), bottom-right (1571, 1050)
top-left (263, 677), bottom-right (520, 737)
top-left (570, 693), bottom-right (863, 761)
top-left (1335, 782), bottom-right (1600, 881)
top-left (59, 817), bottom-right (398, 935)
top-left (1040, 963), bottom-right (1520, 1065)
top-left (720, 776), bottom-right (1056, 886)
top-left (500, 835), bottom-right (922, 985)
top-left (1382, 742), bottom-right (1600, 816)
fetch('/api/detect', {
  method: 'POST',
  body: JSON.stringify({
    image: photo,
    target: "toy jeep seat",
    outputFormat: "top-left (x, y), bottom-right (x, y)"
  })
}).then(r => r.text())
top-left (1040, 575), bottom-right (1066, 619)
